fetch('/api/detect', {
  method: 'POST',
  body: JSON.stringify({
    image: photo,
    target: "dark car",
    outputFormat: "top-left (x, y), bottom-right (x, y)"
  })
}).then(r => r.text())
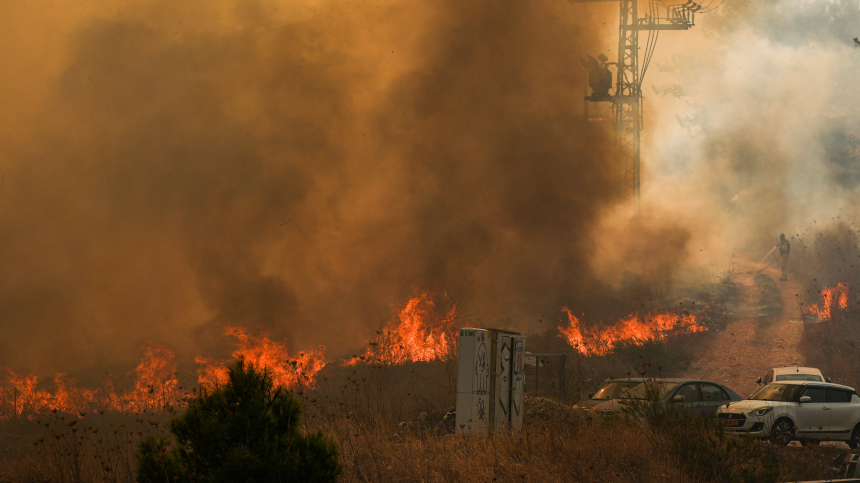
top-left (583, 378), bottom-right (743, 417)
top-left (576, 378), bottom-right (646, 409)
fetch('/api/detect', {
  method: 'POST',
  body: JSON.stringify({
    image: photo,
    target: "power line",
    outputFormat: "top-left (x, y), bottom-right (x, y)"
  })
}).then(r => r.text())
top-left (698, 0), bottom-right (725, 14)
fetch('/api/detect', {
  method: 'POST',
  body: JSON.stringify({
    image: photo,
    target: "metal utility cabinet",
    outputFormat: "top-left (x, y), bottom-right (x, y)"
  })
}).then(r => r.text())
top-left (455, 328), bottom-right (525, 435)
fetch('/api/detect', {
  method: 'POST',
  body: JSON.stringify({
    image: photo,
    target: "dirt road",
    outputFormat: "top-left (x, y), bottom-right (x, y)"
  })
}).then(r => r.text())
top-left (683, 259), bottom-right (807, 398)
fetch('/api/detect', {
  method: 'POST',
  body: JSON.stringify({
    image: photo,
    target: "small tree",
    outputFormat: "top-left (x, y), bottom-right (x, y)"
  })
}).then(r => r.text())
top-left (137, 358), bottom-right (341, 483)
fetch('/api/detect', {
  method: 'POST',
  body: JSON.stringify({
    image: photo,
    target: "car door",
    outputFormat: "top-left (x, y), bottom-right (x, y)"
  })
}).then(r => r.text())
top-left (826, 387), bottom-right (859, 439)
top-left (795, 386), bottom-right (830, 440)
top-left (700, 383), bottom-right (731, 417)
top-left (672, 383), bottom-right (703, 415)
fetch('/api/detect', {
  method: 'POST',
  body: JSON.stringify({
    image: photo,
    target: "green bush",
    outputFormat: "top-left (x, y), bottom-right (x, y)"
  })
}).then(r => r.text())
top-left (137, 358), bottom-right (342, 483)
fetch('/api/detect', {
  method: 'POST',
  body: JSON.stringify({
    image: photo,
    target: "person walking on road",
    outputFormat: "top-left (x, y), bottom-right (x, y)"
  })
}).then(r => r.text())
top-left (778, 234), bottom-right (791, 281)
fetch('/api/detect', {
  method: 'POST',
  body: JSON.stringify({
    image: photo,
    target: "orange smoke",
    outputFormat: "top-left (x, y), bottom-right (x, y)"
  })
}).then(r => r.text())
top-left (350, 292), bottom-right (458, 365)
top-left (558, 308), bottom-right (707, 356)
top-left (196, 326), bottom-right (326, 390)
top-left (808, 282), bottom-right (850, 321)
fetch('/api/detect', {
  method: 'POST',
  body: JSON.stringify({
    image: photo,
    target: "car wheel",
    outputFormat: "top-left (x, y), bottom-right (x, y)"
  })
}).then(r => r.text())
top-left (771, 418), bottom-right (794, 446)
top-left (849, 424), bottom-right (860, 449)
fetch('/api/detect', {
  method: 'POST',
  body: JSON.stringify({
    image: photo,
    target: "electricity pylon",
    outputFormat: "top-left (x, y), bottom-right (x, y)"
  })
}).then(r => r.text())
top-left (575, 0), bottom-right (699, 203)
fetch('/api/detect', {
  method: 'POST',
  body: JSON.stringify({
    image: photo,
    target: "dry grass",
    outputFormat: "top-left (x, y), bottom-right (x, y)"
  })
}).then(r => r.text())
top-left (297, 396), bottom-right (841, 483)
top-left (0, 369), bottom-right (847, 483)
top-left (796, 222), bottom-right (860, 389)
top-left (319, 415), bottom-right (682, 483)
top-left (2, 286), bottom-right (854, 483)
top-left (0, 409), bottom-right (173, 483)
top-left (802, 307), bottom-right (860, 389)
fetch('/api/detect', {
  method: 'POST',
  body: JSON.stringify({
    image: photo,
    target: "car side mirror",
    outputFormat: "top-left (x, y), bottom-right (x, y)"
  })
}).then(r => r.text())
top-left (588, 393), bottom-right (594, 399)
top-left (673, 395), bottom-right (684, 402)
top-left (799, 396), bottom-right (811, 403)
top-left (756, 377), bottom-right (762, 385)
top-left (826, 377), bottom-right (832, 383)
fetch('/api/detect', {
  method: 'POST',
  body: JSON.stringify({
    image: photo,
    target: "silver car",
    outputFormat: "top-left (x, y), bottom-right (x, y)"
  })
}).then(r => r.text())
top-left (756, 366), bottom-right (830, 386)
top-left (581, 378), bottom-right (742, 417)
top-left (717, 381), bottom-right (860, 446)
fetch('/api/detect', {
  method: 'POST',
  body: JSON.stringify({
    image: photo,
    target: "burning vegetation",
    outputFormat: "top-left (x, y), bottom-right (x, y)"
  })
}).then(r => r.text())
top-left (558, 307), bottom-right (707, 356)
top-left (808, 282), bottom-right (850, 321)
top-left (348, 292), bottom-right (459, 366)
top-left (0, 293), bottom-right (461, 420)
top-left (195, 326), bottom-right (326, 390)
top-left (0, 329), bottom-right (326, 419)
top-left (0, 344), bottom-right (182, 419)
top-left (2, 288), bottom-right (721, 421)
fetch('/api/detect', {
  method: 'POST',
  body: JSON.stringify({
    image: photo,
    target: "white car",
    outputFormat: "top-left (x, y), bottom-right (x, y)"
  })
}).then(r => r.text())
top-left (717, 381), bottom-right (860, 446)
top-left (756, 366), bottom-right (830, 386)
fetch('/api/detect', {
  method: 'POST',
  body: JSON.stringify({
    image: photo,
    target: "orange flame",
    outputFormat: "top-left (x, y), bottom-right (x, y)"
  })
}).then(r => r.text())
top-left (558, 308), bottom-right (706, 356)
top-left (113, 343), bottom-right (181, 412)
top-left (2, 370), bottom-right (52, 416)
top-left (351, 292), bottom-right (458, 365)
top-left (1, 343), bottom-right (181, 418)
top-left (1, 330), bottom-right (327, 419)
top-left (808, 282), bottom-right (850, 321)
top-left (53, 374), bottom-right (96, 416)
top-left (196, 326), bottom-right (326, 390)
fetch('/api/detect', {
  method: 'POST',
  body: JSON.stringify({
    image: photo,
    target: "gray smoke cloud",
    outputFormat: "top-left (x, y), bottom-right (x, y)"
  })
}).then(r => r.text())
top-left (2, 0), bottom-right (693, 375)
top-left (634, 0), bottom-right (860, 267)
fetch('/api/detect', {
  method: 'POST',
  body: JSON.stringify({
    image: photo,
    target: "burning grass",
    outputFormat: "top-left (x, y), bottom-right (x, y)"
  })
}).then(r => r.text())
top-left (0, 343), bottom-right (183, 418)
top-left (0, 328), bottom-right (325, 420)
top-left (348, 291), bottom-right (459, 366)
top-left (801, 293), bottom-right (860, 390)
top-left (2, 277), bottom-right (847, 481)
top-left (0, 377), bottom-right (845, 483)
top-left (796, 221), bottom-right (860, 388)
top-left (559, 308), bottom-right (707, 356)
top-left (807, 281), bottom-right (851, 321)
top-left (195, 326), bottom-right (326, 390)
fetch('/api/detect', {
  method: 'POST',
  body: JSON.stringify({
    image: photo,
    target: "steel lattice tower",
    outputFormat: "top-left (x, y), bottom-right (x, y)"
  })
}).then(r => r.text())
top-left (575, 0), bottom-right (698, 203)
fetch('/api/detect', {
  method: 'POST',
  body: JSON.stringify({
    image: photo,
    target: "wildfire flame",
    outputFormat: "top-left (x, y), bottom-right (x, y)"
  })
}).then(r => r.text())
top-left (1, 342), bottom-right (179, 418)
top-left (113, 343), bottom-right (181, 412)
top-left (0, 328), bottom-right (328, 420)
top-left (196, 326), bottom-right (326, 390)
top-left (808, 282), bottom-right (850, 321)
top-left (350, 292), bottom-right (458, 365)
top-left (558, 308), bottom-right (707, 356)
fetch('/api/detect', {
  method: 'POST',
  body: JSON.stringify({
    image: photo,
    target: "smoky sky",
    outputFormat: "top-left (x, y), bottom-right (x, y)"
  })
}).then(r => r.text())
top-left (0, 0), bottom-right (666, 375)
top-left (638, 0), bottom-right (860, 260)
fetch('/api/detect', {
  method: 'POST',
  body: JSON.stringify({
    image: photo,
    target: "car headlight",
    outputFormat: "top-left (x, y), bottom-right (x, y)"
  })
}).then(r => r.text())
top-left (748, 407), bottom-right (773, 417)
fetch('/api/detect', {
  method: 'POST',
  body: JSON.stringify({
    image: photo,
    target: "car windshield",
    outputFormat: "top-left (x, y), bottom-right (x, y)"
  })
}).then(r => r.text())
top-left (749, 383), bottom-right (804, 402)
top-left (591, 381), bottom-right (643, 400)
top-left (775, 374), bottom-right (823, 382)
top-left (620, 382), bottom-right (679, 400)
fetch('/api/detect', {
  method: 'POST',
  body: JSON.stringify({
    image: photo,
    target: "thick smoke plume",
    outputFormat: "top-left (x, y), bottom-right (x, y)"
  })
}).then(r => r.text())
top-left (640, 0), bottom-right (860, 264)
top-left (0, 0), bottom-right (695, 375)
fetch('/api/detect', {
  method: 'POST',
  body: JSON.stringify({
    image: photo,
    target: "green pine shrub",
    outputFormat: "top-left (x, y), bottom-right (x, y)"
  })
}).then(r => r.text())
top-left (137, 358), bottom-right (341, 483)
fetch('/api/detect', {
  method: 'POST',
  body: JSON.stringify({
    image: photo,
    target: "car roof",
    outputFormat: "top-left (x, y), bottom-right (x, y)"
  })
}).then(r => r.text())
top-left (637, 378), bottom-right (725, 384)
top-left (765, 380), bottom-right (855, 391)
top-left (772, 366), bottom-right (823, 376)
top-left (602, 378), bottom-right (725, 384)
top-left (602, 377), bottom-right (736, 387)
